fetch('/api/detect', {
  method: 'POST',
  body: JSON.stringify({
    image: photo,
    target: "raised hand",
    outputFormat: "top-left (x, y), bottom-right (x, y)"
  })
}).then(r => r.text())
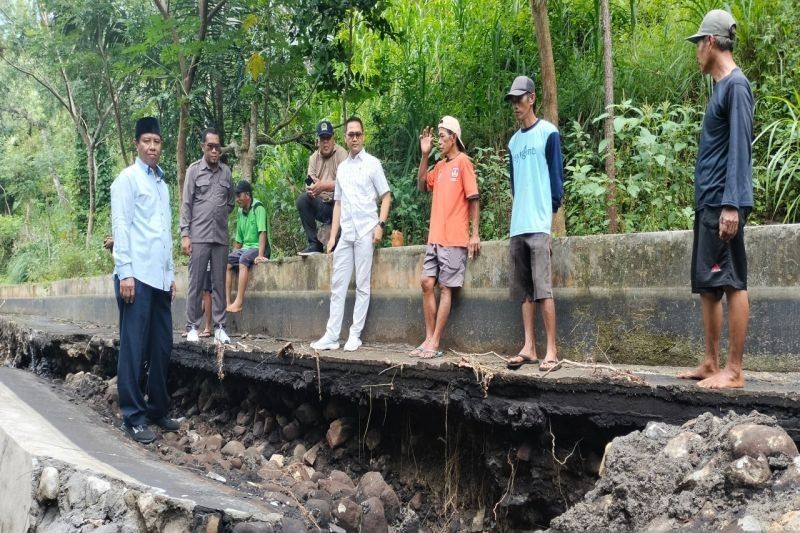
top-left (419, 127), bottom-right (434, 156)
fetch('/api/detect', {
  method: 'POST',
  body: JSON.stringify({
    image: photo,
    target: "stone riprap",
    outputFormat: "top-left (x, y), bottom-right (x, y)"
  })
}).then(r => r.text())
top-left (0, 225), bottom-right (797, 368)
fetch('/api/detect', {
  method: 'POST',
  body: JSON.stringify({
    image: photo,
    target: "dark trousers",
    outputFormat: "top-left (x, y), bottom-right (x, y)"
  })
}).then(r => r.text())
top-left (186, 242), bottom-right (228, 330)
top-left (115, 276), bottom-right (172, 426)
top-left (296, 193), bottom-right (333, 246)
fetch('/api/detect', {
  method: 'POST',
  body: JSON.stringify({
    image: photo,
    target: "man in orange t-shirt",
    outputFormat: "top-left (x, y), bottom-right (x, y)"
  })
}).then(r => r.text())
top-left (411, 116), bottom-right (480, 358)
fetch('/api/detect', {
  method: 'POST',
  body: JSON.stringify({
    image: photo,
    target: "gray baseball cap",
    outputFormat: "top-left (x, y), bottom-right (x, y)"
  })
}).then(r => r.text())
top-left (686, 9), bottom-right (736, 43)
top-left (505, 76), bottom-right (535, 100)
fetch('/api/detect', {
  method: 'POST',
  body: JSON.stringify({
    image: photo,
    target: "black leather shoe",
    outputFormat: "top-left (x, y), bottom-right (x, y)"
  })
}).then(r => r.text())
top-left (149, 417), bottom-right (180, 432)
top-left (123, 423), bottom-right (156, 444)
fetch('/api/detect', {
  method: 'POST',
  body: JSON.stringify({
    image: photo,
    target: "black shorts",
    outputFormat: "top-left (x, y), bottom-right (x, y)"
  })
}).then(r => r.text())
top-left (691, 206), bottom-right (749, 297)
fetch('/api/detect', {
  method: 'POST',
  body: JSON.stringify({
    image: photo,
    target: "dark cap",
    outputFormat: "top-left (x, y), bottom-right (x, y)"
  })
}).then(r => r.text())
top-left (686, 9), bottom-right (736, 43)
top-left (235, 180), bottom-right (252, 194)
top-left (135, 117), bottom-right (161, 140)
top-left (505, 76), bottom-right (535, 100)
top-left (316, 120), bottom-right (334, 138)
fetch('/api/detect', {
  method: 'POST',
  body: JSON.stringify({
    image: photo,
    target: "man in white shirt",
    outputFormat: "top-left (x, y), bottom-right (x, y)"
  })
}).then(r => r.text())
top-left (310, 117), bottom-right (392, 352)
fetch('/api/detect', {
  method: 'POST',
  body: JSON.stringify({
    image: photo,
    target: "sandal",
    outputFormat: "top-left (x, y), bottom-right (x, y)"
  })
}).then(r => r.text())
top-left (198, 329), bottom-right (212, 338)
top-left (539, 360), bottom-right (562, 372)
top-left (409, 344), bottom-right (427, 357)
top-left (506, 354), bottom-right (538, 370)
top-left (419, 349), bottom-right (444, 359)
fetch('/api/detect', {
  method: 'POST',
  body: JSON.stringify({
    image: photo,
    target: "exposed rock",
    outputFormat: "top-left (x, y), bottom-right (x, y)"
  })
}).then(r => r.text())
top-left (330, 470), bottom-right (356, 488)
top-left (269, 454), bottom-right (285, 468)
top-left (64, 371), bottom-right (107, 398)
top-left (293, 444), bottom-right (307, 460)
top-left (770, 510), bottom-right (800, 531)
top-left (221, 440), bottom-right (246, 458)
top-left (37, 466), bottom-right (60, 501)
top-left (516, 443), bottom-right (532, 462)
top-left (327, 419), bottom-right (354, 449)
top-left (323, 399), bottom-right (347, 421)
top-left (356, 471), bottom-right (400, 522)
top-left (294, 403), bottom-right (321, 425)
top-left (252, 421), bottom-right (265, 437)
top-left (333, 498), bottom-right (362, 532)
top-left (409, 491), bottom-right (423, 511)
top-left (361, 497), bottom-right (388, 533)
top-left (232, 523), bottom-right (274, 533)
top-left (280, 517), bottom-right (307, 533)
top-left (236, 411), bottom-right (252, 426)
top-left (303, 443), bottom-right (321, 466)
top-left (281, 420), bottom-right (302, 441)
top-left (774, 458), bottom-right (800, 492)
top-left (726, 454), bottom-right (771, 487)
top-left (728, 424), bottom-right (799, 459)
top-left (642, 421), bottom-right (675, 442)
top-left (85, 475), bottom-right (111, 505)
top-left (305, 498), bottom-right (332, 526)
top-left (662, 432), bottom-right (702, 459)
top-left (204, 434), bottom-right (224, 452)
top-left (319, 479), bottom-right (356, 500)
top-left (364, 428), bottom-right (381, 451)
top-left (232, 425), bottom-right (247, 436)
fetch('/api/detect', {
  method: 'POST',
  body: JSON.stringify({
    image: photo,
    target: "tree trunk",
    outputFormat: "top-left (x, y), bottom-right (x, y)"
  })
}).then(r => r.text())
top-left (177, 99), bottom-right (189, 201)
top-left (530, 0), bottom-right (566, 236)
top-left (86, 142), bottom-right (98, 242)
top-left (215, 77), bottom-right (225, 144)
top-left (240, 101), bottom-right (258, 181)
top-left (600, 0), bottom-right (618, 233)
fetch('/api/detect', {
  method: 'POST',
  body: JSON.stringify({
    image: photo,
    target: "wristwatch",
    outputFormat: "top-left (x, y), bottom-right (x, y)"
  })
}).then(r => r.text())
top-left (378, 221), bottom-right (386, 229)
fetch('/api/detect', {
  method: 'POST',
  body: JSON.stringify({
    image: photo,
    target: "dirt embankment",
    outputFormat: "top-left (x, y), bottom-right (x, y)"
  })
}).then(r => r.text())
top-left (550, 411), bottom-right (800, 532)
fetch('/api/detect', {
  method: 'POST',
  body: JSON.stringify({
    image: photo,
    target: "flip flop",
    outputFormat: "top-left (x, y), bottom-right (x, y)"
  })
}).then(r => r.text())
top-left (198, 330), bottom-right (212, 338)
top-left (539, 360), bottom-right (562, 372)
top-left (506, 354), bottom-right (538, 370)
top-left (419, 349), bottom-right (444, 359)
top-left (180, 331), bottom-right (188, 337)
top-left (409, 344), bottom-right (427, 357)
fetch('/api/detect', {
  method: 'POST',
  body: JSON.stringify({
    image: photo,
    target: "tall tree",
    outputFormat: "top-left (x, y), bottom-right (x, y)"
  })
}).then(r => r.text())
top-left (530, 0), bottom-right (566, 235)
top-left (0, 0), bottom-right (125, 240)
top-left (599, 0), bottom-right (618, 233)
top-left (153, 0), bottom-right (228, 200)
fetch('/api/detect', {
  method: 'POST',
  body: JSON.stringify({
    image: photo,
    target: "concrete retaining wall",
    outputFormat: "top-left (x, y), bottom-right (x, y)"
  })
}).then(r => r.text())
top-left (0, 225), bottom-right (798, 369)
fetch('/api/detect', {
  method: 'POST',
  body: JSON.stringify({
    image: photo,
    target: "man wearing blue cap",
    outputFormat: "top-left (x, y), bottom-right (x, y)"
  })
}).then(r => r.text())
top-left (679, 10), bottom-right (753, 389)
top-left (296, 120), bottom-right (348, 255)
top-left (110, 116), bottom-right (179, 444)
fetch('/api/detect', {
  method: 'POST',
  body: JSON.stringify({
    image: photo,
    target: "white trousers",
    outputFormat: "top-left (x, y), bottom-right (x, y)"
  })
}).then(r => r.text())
top-left (324, 231), bottom-right (375, 340)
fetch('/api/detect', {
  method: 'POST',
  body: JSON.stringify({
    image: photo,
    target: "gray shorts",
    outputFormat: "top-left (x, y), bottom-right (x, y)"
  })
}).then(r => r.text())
top-left (227, 248), bottom-right (259, 269)
top-left (422, 244), bottom-right (468, 288)
top-left (510, 233), bottom-right (553, 302)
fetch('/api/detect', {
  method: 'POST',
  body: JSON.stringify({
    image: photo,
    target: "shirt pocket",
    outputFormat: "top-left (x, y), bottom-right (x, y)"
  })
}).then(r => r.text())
top-left (215, 177), bottom-right (231, 205)
top-left (195, 176), bottom-right (212, 202)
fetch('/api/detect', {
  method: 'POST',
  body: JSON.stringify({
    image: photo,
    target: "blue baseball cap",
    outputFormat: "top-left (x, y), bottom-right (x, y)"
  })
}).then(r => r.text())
top-left (316, 120), bottom-right (334, 138)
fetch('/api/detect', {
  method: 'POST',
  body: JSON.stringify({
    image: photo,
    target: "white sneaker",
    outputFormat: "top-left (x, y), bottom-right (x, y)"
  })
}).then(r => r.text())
top-left (310, 336), bottom-right (339, 351)
top-left (186, 328), bottom-right (199, 343)
top-left (343, 337), bottom-right (362, 352)
top-left (214, 327), bottom-right (231, 344)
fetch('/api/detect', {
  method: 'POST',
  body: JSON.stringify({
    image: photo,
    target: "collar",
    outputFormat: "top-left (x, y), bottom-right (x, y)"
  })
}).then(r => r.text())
top-left (135, 157), bottom-right (164, 181)
top-left (520, 118), bottom-right (541, 134)
top-left (348, 148), bottom-right (365, 161)
top-left (200, 157), bottom-right (220, 172)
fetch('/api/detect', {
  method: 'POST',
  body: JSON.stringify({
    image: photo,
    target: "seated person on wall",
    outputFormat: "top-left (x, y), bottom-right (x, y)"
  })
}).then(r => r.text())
top-left (226, 180), bottom-right (270, 313)
top-left (296, 120), bottom-right (348, 255)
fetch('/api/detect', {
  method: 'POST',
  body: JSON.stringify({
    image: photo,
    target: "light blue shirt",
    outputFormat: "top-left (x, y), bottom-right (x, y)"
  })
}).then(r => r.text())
top-left (508, 119), bottom-right (564, 237)
top-left (111, 157), bottom-right (174, 291)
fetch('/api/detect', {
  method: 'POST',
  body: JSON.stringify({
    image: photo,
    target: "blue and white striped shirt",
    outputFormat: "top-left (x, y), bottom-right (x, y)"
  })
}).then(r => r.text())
top-left (111, 157), bottom-right (174, 291)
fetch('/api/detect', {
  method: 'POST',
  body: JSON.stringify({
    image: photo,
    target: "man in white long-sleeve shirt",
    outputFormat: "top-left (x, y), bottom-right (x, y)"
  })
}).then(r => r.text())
top-left (311, 117), bottom-right (392, 352)
top-left (110, 116), bottom-right (179, 444)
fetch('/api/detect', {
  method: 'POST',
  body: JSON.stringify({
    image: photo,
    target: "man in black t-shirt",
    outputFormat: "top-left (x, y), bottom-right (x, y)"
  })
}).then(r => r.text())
top-left (679, 9), bottom-right (754, 389)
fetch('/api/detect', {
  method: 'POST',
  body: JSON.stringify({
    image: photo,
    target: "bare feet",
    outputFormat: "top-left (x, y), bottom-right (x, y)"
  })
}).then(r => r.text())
top-left (677, 362), bottom-right (719, 380)
top-left (226, 302), bottom-right (243, 313)
top-left (698, 368), bottom-right (744, 389)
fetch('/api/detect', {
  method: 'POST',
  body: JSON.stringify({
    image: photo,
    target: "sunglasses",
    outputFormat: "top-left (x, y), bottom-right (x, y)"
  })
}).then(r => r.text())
top-left (204, 143), bottom-right (222, 152)
top-left (346, 132), bottom-right (364, 139)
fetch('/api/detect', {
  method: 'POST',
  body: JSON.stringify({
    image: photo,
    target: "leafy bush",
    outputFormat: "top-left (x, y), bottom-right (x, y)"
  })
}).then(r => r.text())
top-left (563, 101), bottom-right (702, 234)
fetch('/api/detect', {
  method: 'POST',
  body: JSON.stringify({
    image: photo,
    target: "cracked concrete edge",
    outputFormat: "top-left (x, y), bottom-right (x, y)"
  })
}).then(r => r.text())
top-left (0, 381), bottom-right (280, 530)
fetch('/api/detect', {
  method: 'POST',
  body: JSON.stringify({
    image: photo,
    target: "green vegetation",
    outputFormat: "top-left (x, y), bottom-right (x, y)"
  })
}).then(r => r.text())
top-left (0, 0), bottom-right (797, 283)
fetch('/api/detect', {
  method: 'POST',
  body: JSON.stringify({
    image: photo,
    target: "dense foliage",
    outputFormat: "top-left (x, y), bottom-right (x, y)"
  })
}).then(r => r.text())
top-left (0, 0), bottom-right (797, 282)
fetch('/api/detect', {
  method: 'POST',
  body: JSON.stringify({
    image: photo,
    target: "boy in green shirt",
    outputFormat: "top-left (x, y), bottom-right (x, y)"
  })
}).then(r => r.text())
top-left (226, 180), bottom-right (269, 315)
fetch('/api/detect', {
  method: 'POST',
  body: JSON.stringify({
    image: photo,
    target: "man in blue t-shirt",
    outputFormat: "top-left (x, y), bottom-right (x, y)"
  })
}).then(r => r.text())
top-left (503, 75), bottom-right (564, 373)
top-left (679, 10), bottom-right (754, 389)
